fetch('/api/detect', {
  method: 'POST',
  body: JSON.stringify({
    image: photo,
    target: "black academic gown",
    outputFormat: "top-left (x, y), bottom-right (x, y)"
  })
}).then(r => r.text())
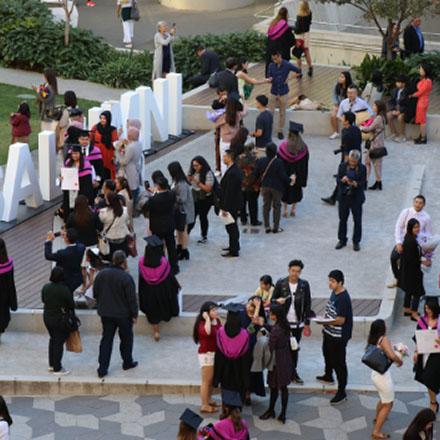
top-left (281, 151), bottom-right (309, 204)
top-left (0, 259), bottom-right (18, 333)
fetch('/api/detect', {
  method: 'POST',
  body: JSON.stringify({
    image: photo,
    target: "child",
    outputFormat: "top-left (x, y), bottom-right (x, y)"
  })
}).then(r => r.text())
top-left (10, 102), bottom-right (31, 144)
top-left (254, 275), bottom-right (274, 308)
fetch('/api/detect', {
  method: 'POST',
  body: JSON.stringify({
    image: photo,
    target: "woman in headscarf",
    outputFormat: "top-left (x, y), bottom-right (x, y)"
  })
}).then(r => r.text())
top-left (91, 111), bottom-right (119, 180)
top-left (138, 235), bottom-right (180, 342)
top-left (278, 121), bottom-right (309, 218)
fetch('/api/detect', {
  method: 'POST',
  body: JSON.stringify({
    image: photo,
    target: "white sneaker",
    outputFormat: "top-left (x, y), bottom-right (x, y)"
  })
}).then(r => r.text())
top-left (48, 367), bottom-right (54, 372)
top-left (329, 132), bottom-right (339, 140)
top-left (53, 368), bottom-right (70, 376)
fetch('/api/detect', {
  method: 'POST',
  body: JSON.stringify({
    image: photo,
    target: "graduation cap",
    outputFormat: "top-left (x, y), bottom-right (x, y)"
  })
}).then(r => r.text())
top-left (289, 121), bottom-right (304, 134)
top-left (221, 389), bottom-right (242, 409)
top-left (222, 302), bottom-right (245, 313)
top-left (143, 235), bottom-right (164, 247)
top-left (69, 144), bottom-right (83, 153)
top-left (179, 408), bottom-right (203, 431)
top-left (69, 108), bottom-right (83, 117)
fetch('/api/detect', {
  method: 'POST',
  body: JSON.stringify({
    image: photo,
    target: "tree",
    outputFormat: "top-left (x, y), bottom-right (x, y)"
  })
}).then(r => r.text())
top-left (60, 0), bottom-right (78, 46)
top-left (317, 0), bottom-right (439, 59)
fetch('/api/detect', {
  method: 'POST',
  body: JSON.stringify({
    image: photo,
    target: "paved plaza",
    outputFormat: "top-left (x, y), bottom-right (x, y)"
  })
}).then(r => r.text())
top-left (4, 391), bottom-right (438, 440)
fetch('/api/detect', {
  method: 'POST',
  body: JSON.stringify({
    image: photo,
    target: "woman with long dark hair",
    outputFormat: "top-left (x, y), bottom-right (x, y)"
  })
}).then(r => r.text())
top-left (116, 176), bottom-right (134, 228)
top-left (143, 171), bottom-right (179, 274)
top-left (361, 100), bottom-right (387, 190)
top-left (0, 395), bottom-right (13, 439)
top-left (187, 156), bottom-right (215, 244)
top-left (403, 408), bottom-right (436, 440)
top-left (215, 96), bottom-right (247, 175)
top-left (168, 161), bottom-right (194, 261)
top-left (10, 102), bottom-right (31, 144)
top-left (235, 58), bottom-right (269, 101)
top-left (330, 71), bottom-right (353, 139)
top-left (193, 301), bottom-right (221, 413)
top-left (278, 122), bottom-right (309, 218)
top-left (366, 319), bottom-right (402, 439)
top-left (265, 7), bottom-right (295, 76)
top-left (410, 63), bottom-right (433, 145)
top-left (98, 191), bottom-right (130, 260)
top-left (58, 90), bottom-right (81, 149)
top-left (138, 235), bottom-right (180, 342)
top-left (413, 299), bottom-right (440, 415)
top-left (41, 266), bottom-right (75, 375)
top-left (0, 239), bottom-right (17, 340)
top-left (33, 68), bottom-right (58, 131)
top-left (91, 111), bottom-right (119, 180)
top-left (259, 304), bottom-right (292, 424)
top-left (398, 219), bottom-right (428, 320)
top-left (61, 145), bottom-right (94, 220)
top-left (214, 304), bottom-right (251, 399)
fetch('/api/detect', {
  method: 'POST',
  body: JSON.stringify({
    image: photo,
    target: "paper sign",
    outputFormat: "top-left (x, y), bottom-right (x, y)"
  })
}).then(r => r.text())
top-left (61, 167), bottom-right (79, 191)
top-left (415, 329), bottom-right (440, 354)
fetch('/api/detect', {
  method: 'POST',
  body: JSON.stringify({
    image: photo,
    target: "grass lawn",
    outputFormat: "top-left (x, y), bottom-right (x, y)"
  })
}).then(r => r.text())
top-left (0, 83), bottom-right (99, 165)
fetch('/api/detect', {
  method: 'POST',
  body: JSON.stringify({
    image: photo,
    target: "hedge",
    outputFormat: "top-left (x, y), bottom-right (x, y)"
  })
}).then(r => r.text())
top-left (0, 0), bottom-right (266, 90)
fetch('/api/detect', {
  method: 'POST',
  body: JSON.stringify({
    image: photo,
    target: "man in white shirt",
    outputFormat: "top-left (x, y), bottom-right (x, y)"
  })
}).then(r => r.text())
top-left (389, 194), bottom-right (440, 287)
top-left (271, 260), bottom-right (312, 384)
top-left (336, 85), bottom-right (373, 120)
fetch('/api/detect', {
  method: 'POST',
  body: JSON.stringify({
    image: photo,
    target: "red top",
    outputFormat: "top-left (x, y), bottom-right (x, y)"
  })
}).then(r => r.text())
top-left (10, 113), bottom-right (31, 137)
top-left (198, 320), bottom-right (221, 354)
top-left (90, 125), bottom-right (118, 179)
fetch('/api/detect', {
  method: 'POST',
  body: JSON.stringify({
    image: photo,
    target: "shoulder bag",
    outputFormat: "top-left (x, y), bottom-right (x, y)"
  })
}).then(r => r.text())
top-left (60, 308), bottom-right (80, 333)
top-left (98, 215), bottom-right (117, 256)
top-left (366, 118), bottom-right (387, 159)
top-left (130, 0), bottom-right (140, 21)
top-left (361, 341), bottom-right (392, 374)
top-left (256, 157), bottom-right (277, 191)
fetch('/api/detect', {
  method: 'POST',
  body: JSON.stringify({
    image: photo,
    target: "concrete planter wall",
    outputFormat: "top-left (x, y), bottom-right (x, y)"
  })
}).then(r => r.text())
top-left (159, 0), bottom-right (254, 11)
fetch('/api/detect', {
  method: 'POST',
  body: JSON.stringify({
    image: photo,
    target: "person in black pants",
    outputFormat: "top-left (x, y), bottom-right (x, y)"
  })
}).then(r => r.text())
top-left (316, 270), bottom-right (353, 405)
top-left (41, 267), bottom-right (75, 375)
top-left (271, 259), bottom-right (312, 384)
top-left (187, 46), bottom-right (220, 88)
top-left (187, 156), bottom-right (215, 244)
top-left (93, 251), bottom-right (138, 378)
top-left (143, 171), bottom-right (179, 274)
top-left (220, 149), bottom-right (243, 257)
top-left (335, 149), bottom-right (366, 252)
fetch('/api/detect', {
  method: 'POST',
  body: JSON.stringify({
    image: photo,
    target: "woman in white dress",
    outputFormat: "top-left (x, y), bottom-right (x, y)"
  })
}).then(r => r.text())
top-left (367, 319), bottom-right (403, 440)
top-left (0, 396), bottom-right (12, 440)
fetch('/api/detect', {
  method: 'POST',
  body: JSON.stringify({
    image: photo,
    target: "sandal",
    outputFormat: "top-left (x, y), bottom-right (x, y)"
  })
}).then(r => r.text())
top-left (371, 433), bottom-right (390, 439)
top-left (200, 405), bottom-right (218, 413)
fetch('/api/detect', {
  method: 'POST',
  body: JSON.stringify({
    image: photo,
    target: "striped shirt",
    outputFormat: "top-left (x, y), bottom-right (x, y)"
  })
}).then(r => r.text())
top-left (323, 290), bottom-right (353, 341)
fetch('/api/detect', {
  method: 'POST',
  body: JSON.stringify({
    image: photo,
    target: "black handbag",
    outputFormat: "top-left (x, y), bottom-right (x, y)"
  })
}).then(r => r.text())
top-left (60, 308), bottom-right (80, 333)
top-left (361, 344), bottom-right (392, 374)
top-left (369, 147), bottom-right (388, 159)
top-left (130, 0), bottom-right (140, 21)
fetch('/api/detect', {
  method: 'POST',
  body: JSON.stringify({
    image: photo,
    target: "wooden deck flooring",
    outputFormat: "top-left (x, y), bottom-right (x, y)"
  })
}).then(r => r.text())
top-left (183, 63), bottom-right (440, 114)
top-left (2, 207), bottom-right (54, 309)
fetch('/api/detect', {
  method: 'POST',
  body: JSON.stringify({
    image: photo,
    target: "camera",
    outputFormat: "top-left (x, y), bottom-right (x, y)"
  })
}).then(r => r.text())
top-left (342, 184), bottom-right (354, 197)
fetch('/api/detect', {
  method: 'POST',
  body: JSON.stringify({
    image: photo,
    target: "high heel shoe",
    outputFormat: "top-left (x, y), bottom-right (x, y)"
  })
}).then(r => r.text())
top-left (181, 248), bottom-right (190, 260)
top-left (259, 409), bottom-right (275, 420)
top-left (369, 181), bottom-right (382, 191)
top-left (176, 245), bottom-right (183, 259)
top-left (277, 412), bottom-right (286, 424)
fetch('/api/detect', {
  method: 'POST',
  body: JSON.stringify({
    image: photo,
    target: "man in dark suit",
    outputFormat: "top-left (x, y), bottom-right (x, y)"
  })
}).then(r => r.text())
top-left (271, 259), bottom-right (312, 384)
top-left (44, 228), bottom-right (85, 292)
top-left (403, 17), bottom-right (424, 58)
top-left (220, 149), bottom-right (243, 257)
top-left (335, 149), bottom-right (366, 252)
top-left (216, 57), bottom-right (239, 95)
top-left (188, 46), bottom-right (220, 88)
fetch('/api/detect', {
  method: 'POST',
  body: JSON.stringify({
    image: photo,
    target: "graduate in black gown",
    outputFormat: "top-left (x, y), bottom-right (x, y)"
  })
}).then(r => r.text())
top-left (214, 303), bottom-right (252, 399)
top-left (138, 235), bottom-right (180, 342)
top-left (0, 238), bottom-right (17, 338)
top-left (278, 122), bottom-right (309, 218)
top-left (61, 145), bottom-right (95, 220)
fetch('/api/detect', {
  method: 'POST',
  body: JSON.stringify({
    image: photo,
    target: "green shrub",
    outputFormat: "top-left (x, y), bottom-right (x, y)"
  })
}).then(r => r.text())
top-left (353, 53), bottom-right (440, 92)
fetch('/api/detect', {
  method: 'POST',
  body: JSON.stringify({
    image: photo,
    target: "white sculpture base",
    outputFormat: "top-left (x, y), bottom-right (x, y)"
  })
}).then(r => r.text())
top-left (159, 0), bottom-right (254, 11)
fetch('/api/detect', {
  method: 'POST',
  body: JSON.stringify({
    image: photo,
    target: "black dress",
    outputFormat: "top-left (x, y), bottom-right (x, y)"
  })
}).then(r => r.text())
top-left (398, 235), bottom-right (425, 297)
top-left (0, 258), bottom-right (18, 333)
top-left (414, 319), bottom-right (440, 394)
top-left (267, 323), bottom-right (293, 389)
top-left (138, 258), bottom-right (180, 325)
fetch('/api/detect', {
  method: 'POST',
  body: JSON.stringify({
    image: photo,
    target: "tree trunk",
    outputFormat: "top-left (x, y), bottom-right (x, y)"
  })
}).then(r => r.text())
top-left (64, 18), bottom-right (70, 46)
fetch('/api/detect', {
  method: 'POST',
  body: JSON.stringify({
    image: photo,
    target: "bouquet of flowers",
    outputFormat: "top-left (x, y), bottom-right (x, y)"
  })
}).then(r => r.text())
top-left (393, 343), bottom-right (410, 360)
top-left (37, 84), bottom-right (50, 99)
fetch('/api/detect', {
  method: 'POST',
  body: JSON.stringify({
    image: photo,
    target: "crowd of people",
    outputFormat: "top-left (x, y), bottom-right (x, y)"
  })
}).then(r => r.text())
top-left (1, 3), bottom-right (439, 439)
